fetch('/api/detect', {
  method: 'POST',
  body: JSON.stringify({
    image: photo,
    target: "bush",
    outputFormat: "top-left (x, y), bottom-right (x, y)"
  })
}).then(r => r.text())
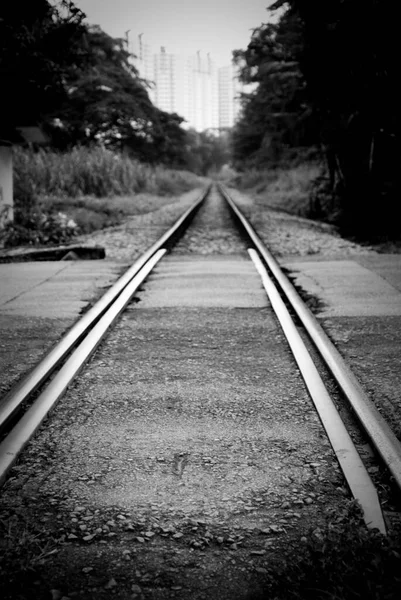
top-left (1, 146), bottom-right (206, 247)
top-left (234, 162), bottom-right (324, 219)
top-left (13, 146), bottom-right (204, 199)
top-left (1, 210), bottom-right (78, 247)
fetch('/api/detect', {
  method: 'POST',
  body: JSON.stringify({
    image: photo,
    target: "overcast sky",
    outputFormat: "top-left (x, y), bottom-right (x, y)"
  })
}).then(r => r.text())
top-left (74, 0), bottom-right (277, 67)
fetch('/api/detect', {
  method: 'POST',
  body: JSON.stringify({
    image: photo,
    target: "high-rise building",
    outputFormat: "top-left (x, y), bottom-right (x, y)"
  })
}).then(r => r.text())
top-left (152, 48), bottom-right (176, 113)
top-left (129, 34), bottom-right (240, 132)
top-left (187, 52), bottom-right (219, 131)
top-left (130, 34), bottom-right (155, 102)
top-left (150, 47), bottom-right (218, 131)
top-left (218, 65), bottom-right (242, 129)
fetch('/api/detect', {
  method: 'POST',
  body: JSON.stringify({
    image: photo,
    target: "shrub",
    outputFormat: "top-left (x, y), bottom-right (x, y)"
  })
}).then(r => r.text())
top-left (1, 210), bottom-right (78, 247)
top-left (13, 146), bottom-right (204, 199)
top-left (2, 146), bottom-right (206, 246)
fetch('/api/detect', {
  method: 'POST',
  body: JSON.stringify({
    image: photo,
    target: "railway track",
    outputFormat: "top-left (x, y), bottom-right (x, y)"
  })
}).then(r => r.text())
top-left (1, 182), bottom-right (401, 542)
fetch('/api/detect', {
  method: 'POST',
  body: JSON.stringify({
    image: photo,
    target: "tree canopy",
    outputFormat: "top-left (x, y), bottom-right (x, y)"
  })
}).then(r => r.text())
top-left (233, 0), bottom-right (401, 235)
top-left (0, 1), bottom-right (87, 142)
top-left (232, 6), bottom-right (317, 166)
top-left (0, 1), bottom-right (190, 168)
top-left (44, 24), bottom-right (188, 166)
top-left (283, 0), bottom-right (401, 234)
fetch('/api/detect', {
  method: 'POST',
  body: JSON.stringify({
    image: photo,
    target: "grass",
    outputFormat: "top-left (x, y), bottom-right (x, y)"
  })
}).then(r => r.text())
top-left (39, 193), bottom-right (192, 234)
top-left (13, 146), bottom-right (205, 199)
top-left (231, 162), bottom-right (326, 219)
top-left (231, 161), bottom-right (401, 250)
top-left (1, 146), bottom-right (206, 246)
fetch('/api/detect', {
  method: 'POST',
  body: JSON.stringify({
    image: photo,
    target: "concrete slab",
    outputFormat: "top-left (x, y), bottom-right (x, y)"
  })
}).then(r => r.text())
top-left (136, 255), bottom-right (268, 308)
top-left (357, 254), bottom-right (401, 293)
top-left (0, 261), bottom-right (123, 318)
top-left (0, 260), bottom-right (124, 395)
top-left (284, 259), bottom-right (401, 317)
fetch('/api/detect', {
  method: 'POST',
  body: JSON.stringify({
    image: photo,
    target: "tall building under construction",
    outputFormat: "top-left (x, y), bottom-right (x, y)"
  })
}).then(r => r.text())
top-left (131, 35), bottom-right (241, 132)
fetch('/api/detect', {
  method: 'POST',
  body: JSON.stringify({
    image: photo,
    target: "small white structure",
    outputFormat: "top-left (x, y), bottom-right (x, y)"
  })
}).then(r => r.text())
top-left (0, 145), bottom-right (13, 225)
top-left (0, 126), bottom-right (47, 228)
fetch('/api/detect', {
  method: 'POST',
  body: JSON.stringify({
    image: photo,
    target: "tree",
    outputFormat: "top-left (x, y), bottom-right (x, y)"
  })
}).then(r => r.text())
top-left (271, 0), bottom-right (401, 235)
top-left (45, 26), bottom-right (154, 148)
top-left (41, 24), bottom-right (189, 165)
top-left (0, 1), bottom-right (87, 142)
top-left (232, 6), bottom-right (317, 167)
top-left (181, 129), bottom-right (232, 175)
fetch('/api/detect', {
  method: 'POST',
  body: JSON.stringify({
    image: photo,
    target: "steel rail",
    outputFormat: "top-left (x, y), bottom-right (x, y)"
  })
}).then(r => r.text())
top-left (0, 249), bottom-right (167, 486)
top-left (249, 249), bottom-right (386, 533)
top-left (0, 186), bottom-right (210, 430)
top-left (219, 183), bottom-right (401, 493)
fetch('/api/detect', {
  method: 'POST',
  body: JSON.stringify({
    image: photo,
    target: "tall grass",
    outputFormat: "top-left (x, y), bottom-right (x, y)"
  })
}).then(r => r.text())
top-left (13, 146), bottom-right (204, 200)
top-left (231, 162), bottom-right (326, 219)
top-left (1, 146), bottom-right (206, 247)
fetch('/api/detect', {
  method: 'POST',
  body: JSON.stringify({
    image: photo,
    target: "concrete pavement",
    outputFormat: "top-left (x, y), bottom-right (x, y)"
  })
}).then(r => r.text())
top-left (1, 251), bottom-right (401, 414)
top-left (137, 255), bottom-right (268, 308)
top-left (0, 261), bottom-right (123, 318)
top-left (282, 256), bottom-right (401, 317)
top-left (0, 260), bottom-right (124, 395)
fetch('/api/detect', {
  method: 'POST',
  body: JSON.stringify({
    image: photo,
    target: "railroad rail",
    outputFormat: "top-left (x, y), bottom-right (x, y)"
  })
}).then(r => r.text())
top-left (1, 183), bottom-right (401, 536)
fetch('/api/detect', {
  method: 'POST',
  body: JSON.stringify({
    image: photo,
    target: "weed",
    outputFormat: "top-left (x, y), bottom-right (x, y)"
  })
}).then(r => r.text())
top-left (13, 146), bottom-right (204, 199)
top-left (232, 162), bottom-right (326, 220)
top-left (2, 147), bottom-right (206, 247)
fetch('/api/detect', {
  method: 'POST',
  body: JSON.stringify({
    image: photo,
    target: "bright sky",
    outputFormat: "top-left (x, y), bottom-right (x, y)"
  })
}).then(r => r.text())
top-left (74, 0), bottom-right (277, 67)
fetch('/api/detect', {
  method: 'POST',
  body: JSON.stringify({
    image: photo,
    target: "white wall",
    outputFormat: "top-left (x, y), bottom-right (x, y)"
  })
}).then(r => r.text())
top-left (0, 146), bottom-right (13, 226)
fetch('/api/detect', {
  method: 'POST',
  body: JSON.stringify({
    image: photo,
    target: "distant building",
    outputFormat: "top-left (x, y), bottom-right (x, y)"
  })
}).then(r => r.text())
top-left (152, 49), bottom-right (190, 119)
top-left (130, 34), bottom-right (242, 132)
top-left (130, 34), bottom-right (155, 101)
top-left (152, 48), bottom-right (176, 113)
top-left (218, 65), bottom-right (242, 129)
top-left (188, 52), bottom-right (219, 131)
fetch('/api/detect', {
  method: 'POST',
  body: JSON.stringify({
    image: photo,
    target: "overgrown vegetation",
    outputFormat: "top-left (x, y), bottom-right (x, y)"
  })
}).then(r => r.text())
top-left (0, 1), bottom-right (229, 247)
top-left (232, 0), bottom-right (401, 239)
top-left (0, 146), bottom-right (205, 247)
top-left (232, 162), bottom-right (325, 220)
top-left (12, 146), bottom-right (203, 199)
top-left (0, 2), bottom-right (231, 172)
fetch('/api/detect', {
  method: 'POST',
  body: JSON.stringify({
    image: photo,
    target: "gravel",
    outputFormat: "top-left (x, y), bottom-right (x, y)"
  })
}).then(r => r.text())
top-left (74, 185), bottom-right (377, 261)
top-left (2, 184), bottom-right (398, 600)
top-left (226, 187), bottom-right (377, 258)
top-left (74, 188), bottom-right (205, 262)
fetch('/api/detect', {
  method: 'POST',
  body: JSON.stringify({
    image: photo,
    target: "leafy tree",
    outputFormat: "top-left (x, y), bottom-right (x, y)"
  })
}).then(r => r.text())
top-left (270, 0), bottom-right (401, 235)
top-left (42, 24), bottom-right (188, 165)
top-left (148, 110), bottom-right (189, 168)
top-left (0, 1), bottom-right (87, 142)
top-left (45, 26), bottom-right (152, 147)
top-left (232, 6), bottom-right (317, 167)
top-left (182, 129), bottom-right (231, 175)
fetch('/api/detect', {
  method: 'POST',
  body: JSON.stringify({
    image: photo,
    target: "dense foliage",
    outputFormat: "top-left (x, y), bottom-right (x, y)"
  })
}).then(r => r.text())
top-left (232, 7), bottom-right (317, 166)
top-left (44, 24), bottom-right (189, 167)
top-left (0, 1), bottom-right (224, 172)
top-left (0, 1), bottom-right (87, 143)
top-left (233, 0), bottom-right (401, 236)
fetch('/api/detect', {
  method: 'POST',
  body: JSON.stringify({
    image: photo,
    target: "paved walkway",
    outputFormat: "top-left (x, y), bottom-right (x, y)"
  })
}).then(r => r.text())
top-left (0, 261), bottom-right (123, 318)
top-left (137, 255), bottom-right (267, 308)
top-left (1, 254), bottom-right (401, 398)
top-left (0, 260), bottom-right (123, 395)
top-left (283, 255), bottom-right (401, 317)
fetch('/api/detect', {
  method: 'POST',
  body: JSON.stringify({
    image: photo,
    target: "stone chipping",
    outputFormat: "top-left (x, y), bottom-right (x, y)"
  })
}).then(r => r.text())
top-left (2, 184), bottom-right (400, 600)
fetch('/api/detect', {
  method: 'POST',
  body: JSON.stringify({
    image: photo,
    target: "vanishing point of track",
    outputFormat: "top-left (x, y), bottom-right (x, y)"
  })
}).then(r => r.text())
top-left (1, 183), bottom-right (401, 536)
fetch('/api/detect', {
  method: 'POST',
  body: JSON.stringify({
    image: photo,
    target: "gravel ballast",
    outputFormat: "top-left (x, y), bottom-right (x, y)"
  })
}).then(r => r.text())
top-left (1, 185), bottom-right (401, 600)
